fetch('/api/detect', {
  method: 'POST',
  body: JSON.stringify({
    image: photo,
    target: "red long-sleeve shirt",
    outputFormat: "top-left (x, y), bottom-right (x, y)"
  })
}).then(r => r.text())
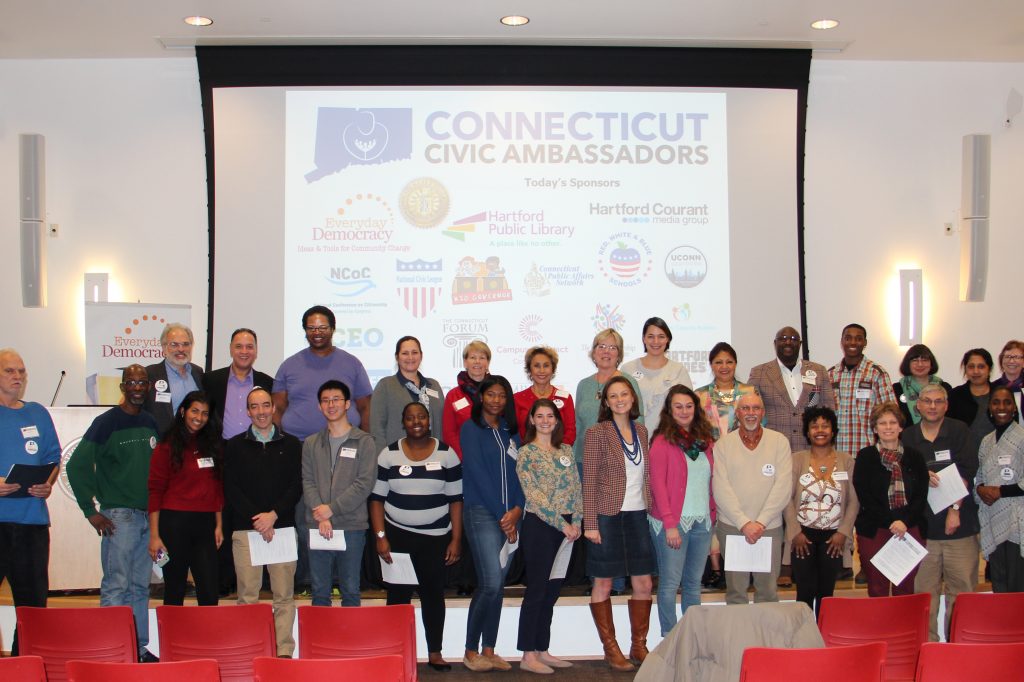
top-left (147, 439), bottom-right (224, 513)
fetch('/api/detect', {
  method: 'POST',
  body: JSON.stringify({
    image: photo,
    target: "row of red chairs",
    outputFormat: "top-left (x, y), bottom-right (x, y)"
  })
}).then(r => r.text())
top-left (0, 655), bottom-right (404, 682)
top-left (6, 603), bottom-right (416, 682)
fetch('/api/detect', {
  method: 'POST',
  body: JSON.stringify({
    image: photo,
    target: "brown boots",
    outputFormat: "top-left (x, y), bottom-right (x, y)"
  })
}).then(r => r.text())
top-left (590, 598), bottom-right (653, 672)
top-left (627, 598), bottom-right (652, 664)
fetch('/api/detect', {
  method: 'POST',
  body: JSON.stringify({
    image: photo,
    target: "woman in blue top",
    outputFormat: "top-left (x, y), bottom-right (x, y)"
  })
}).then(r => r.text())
top-left (459, 376), bottom-right (525, 672)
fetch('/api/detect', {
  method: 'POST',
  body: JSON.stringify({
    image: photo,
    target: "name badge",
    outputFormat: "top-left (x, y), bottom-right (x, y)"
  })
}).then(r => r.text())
top-left (425, 461), bottom-right (442, 471)
top-left (154, 379), bottom-right (168, 393)
top-left (197, 457), bottom-right (215, 469)
top-left (633, 370), bottom-right (644, 380)
top-left (833, 471), bottom-right (850, 481)
top-left (425, 388), bottom-right (440, 399)
top-left (149, 437), bottom-right (157, 449)
top-left (762, 463), bottom-right (775, 477)
top-left (507, 443), bottom-right (519, 461)
top-left (554, 389), bottom-right (569, 399)
top-left (855, 388), bottom-right (872, 400)
top-left (399, 465), bottom-right (413, 477)
top-left (453, 397), bottom-right (470, 411)
top-left (553, 399), bottom-right (565, 409)
top-left (559, 455), bottom-right (573, 468)
top-left (338, 447), bottom-right (357, 459)
top-left (24, 440), bottom-right (38, 455)
top-left (934, 450), bottom-right (951, 462)
top-left (1001, 467), bottom-right (1015, 482)
top-left (802, 375), bottom-right (816, 386)
top-left (899, 394), bottom-right (908, 403)
top-left (998, 455), bottom-right (1012, 466)
top-left (155, 392), bottom-right (172, 404)
top-left (799, 472), bottom-right (815, 486)
top-left (20, 426), bottom-right (39, 438)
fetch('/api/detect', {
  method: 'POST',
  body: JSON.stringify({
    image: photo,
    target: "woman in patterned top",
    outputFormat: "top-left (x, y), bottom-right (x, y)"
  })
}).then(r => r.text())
top-left (370, 401), bottom-right (463, 672)
top-left (892, 344), bottom-right (953, 426)
top-left (515, 398), bottom-right (582, 674)
top-left (784, 406), bottom-right (859, 616)
top-left (694, 341), bottom-right (759, 440)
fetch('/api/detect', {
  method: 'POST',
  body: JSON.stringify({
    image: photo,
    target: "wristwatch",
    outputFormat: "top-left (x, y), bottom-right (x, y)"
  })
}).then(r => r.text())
top-left (375, 530), bottom-right (386, 539)
top-left (951, 503), bottom-right (961, 511)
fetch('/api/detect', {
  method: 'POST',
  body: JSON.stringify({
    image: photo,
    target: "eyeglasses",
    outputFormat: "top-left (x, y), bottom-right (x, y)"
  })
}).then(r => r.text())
top-left (305, 326), bottom-right (332, 333)
top-left (319, 397), bottom-right (346, 405)
top-left (775, 335), bottom-right (800, 343)
top-left (737, 405), bottom-right (764, 412)
top-left (1004, 354), bottom-right (1024, 362)
top-left (167, 341), bottom-right (192, 350)
top-left (122, 380), bottom-right (150, 388)
top-left (918, 398), bottom-right (946, 406)
top-left (596, 344), bottom-right (619, 351)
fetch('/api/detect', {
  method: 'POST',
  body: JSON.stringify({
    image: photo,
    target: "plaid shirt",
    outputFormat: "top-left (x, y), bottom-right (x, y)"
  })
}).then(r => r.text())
top-left (828, 357), bottom-right (896, 457)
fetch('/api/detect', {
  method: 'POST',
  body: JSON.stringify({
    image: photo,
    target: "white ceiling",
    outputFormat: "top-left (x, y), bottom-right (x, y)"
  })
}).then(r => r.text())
top-left (4, 0), bottom-right (1024, 61)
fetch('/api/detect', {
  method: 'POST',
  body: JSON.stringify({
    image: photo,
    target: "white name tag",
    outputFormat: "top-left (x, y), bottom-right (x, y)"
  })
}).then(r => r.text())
top-left (553, 399), bottom-right (565, 409)
top-left (24, 440), bottom-right (38, 455)
top-left (507, 444), bottom-right (519, 461)
top-left (425, 461), bottom-right (442, 471)
top-left (554, 389), bottom-right (569, 399)
top-left (762, 463), bottom-right (775, 477)
top-left (154, 379), bottom-right (168, 393)
top-left (399, 465), bottom-right (413, 476)
top-left (338, 447), bottom-right (357, 459)
top-left (197, 457), bottom-right (215, 469)
top-left (155, 392), bottom-right (172, 404)
top-left (934, 450), bottom-right (951, 462)
top-left (799, 472), bottom-right (815, 486)
top-left (1001, 467), bottom-right (1015, 482)
top-left (453, 397), bottom-right (470, 411)
top-left (855, 388), bottom-right (872, 400)
top-left (832, 471), bottom-right (849, 481)
top-left (998, 455), bottom-right (1012, 466)
top-left (425, 388), bottom-right (440, 399)
top-left (20, 426), bottom-right (39, 438)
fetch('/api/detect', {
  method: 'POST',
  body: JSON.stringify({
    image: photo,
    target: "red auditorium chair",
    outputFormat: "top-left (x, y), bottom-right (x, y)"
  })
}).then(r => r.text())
top-left (913, 641), bottom-right (1024, 681)
top-left (948, 591), bottom-right (1024, 643)
top-left (16, 606), bottom-right (138, 682)
top-left (252, 654), bottom-right (405, 682)
top-left (297, 604), bottom-right (417, 682)
top-left (66, 658), bottom-right (221, 682)
top-left (157, 603), bottom-right (276, 681)
top-left (817, 593), bottom-right (929, 682)
top-left (739, 641), bottom-right (887, 681)
top-left (0, 655), bottom-right (46, 682)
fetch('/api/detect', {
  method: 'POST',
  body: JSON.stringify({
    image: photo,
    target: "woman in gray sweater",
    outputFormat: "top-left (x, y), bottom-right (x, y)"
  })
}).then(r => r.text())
top-left (371, 336), bottom-right (445, 447)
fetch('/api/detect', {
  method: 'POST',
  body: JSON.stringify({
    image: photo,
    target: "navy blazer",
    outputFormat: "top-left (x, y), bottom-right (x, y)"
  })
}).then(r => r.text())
top-left (143, 360), bottom-right (205, 437)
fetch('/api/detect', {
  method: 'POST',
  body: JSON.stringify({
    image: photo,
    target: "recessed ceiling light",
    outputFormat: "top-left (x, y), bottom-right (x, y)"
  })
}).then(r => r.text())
top-left (810, 19), bottom-right (839, 30)
top-left (183, 16), bottom-right (213, 27)
top-left (500, 15), bottom-right (530, 27)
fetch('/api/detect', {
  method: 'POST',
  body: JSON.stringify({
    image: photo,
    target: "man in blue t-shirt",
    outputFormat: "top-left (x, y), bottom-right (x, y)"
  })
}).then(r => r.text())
top-left (0, 349), bottom-right (61, 655)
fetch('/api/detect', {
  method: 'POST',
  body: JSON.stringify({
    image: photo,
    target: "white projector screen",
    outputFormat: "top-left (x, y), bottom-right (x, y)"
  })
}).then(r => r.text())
top-left (211, 84), bottom-right (799, 391)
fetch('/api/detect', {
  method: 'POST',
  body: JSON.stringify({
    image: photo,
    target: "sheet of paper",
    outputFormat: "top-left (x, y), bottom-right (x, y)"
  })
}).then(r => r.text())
top-left (549, 538), bottom-right (574, 580)
top-left (724, 534), bottom-right (772, 573)
top-left (308, 528), bottom-right (347, 551)
top-left (247, 527), bottom-right (298, 566)
top-left (380, 552), bottom-right (419, 585)
top-left (499, 539), bottom-right (519, 569)
top-left (869, 532), bottom-right (928, 586)
top-left (927, 464), bottom-right (970, 514)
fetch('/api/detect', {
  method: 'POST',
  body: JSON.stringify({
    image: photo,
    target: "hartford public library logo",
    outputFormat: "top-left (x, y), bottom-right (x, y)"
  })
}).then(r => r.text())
top-left (305, 108), bottom-right (413, 182)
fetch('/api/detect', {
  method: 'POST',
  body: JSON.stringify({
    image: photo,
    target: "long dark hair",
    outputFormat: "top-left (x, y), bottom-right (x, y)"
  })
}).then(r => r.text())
top-left (522, 398), bottom-right (565, 447)
top-left (653, 384), bottom-right (713, 445)
top-left (470, 375), bottom-right (518, 436)
top-left (163, 390), bottom-right (222, 475)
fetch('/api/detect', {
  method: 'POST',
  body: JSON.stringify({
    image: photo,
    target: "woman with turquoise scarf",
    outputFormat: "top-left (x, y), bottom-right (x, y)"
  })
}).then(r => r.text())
top-left (892, 344), bottom-right (954, 425)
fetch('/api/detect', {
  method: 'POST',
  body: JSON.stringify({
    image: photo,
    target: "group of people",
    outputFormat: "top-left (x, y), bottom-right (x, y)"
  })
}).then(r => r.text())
top-left (1, 309), bottom-right (1023, 670)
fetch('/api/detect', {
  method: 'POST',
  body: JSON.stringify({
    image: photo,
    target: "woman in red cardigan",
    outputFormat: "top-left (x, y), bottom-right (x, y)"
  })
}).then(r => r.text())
top-left (648, 384), bottom-right (716, 636)
top-left (148, 391), bottom-right (224, 605)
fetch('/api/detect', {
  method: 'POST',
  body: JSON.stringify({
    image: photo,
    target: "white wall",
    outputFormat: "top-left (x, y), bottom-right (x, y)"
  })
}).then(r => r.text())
top-left (1, 57), bottom-right (1022, 404)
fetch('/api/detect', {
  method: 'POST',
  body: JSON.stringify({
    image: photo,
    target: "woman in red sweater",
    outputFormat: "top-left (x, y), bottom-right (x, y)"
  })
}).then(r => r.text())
top-left (148, 391), bottom-right (224, 605)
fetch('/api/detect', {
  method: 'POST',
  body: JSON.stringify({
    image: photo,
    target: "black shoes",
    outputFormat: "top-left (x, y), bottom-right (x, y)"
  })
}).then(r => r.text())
top-left (139, 650), bottom-right (160, 663)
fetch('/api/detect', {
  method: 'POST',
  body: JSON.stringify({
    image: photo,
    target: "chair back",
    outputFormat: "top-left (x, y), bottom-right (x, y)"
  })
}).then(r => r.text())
top-left (16, 606), bottom-right (138, 682)
top-left (157, 604), bottom-right (276, 681)
top-left (818, 594), bottom-right (929, 682)
top-left (297, 604), bottom-right (416, 682)
top-left (739, 642), bottom-right (887, 681)
top-left (252, 655), bottom-right (405, 682)
top-left (948, 592), bottom-right (1024, 643)
top-left (0, 655), bottom-right (46, 682)
top-left (914, 641), bottom-right (1024, 681)
top-left (66, 658), bottom-right (221, 682)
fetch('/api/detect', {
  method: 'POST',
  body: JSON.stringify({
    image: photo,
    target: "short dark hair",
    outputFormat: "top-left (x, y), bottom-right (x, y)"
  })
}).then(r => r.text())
top-left (597, 376), bottom-right (641, 422)
top-left (402, 401), bottom-right (428, 421)
top-left (470, 376), bottom-right (518, 436)
top-left (522, 398), bottom-right (566, 447)
top-left (708, 341), bottom-right (737, 364)
top-left (802, 406), bottom-right (839, 446)
top-left (842, 323), bottom-right (867, 337)
top-left (641, 317), bottom-right (673, 351)
top-left (303, 305), bottom-right (336, 330)
top-left (899, 343), bottom-right (938, 377)
top-left (246, 386), bottom-right (272, 404)
top-left (230, 327), bottom-right (258, 344)
top-left (960, 348), bottom-right (993, 375)
top-left (317, 379), bottom-right (350, 402)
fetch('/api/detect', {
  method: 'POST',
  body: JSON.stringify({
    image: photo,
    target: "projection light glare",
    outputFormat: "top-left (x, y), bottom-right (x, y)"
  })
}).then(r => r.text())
top-left (810, 19), bottom-right (839, 30)
top-left (500, 15), bottom-right (530, 27)
top-left (899, 268), bottom-right (923, 346)
top-left (183, 16), bottom-right (214, 27)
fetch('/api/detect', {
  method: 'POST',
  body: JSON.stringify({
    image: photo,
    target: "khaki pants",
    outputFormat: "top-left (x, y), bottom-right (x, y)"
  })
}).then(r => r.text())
top-left (715, 522), bottom-right (784, 605)
top-left (232, 530), bottom-right (298, 656)
top-left (913, 535), bottom-right (980, 642)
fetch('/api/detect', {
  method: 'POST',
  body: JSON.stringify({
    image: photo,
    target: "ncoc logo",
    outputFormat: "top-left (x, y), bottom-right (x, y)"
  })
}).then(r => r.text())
top-left (305, 108), bottom-right (413, 182)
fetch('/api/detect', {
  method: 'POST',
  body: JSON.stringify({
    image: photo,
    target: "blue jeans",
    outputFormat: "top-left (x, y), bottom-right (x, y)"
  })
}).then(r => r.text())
top-left (100, 508), bottom-right (152, 652)
top-left (651, 519), bottom-right (713, 636)
top-left (309, 529), bottom-right (366, 607)
top-left (464, 505), bottom-right (512, 651)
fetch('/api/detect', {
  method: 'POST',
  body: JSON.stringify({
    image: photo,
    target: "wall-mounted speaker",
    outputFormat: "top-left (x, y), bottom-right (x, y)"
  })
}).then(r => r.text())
top-left (19, 133), bottom-right (46, 308)
top-left (959, 134), bottom-right (990, 302)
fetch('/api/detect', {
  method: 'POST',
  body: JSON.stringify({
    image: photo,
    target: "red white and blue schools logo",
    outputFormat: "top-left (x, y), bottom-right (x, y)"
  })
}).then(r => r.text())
top-left (396, 259), bottom-right (443, 318)
top-left (597, 232), bottom-right (653, 287)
